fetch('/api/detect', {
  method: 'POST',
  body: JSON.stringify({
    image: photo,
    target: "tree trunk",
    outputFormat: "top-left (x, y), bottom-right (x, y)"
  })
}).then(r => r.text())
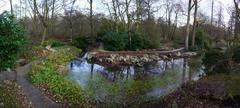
top-left (185, 0), bottom-right (192, 51)
top-left (125, 0), bottom-right (131, 50)
top-left (10, 0), bottom-right (13, 15)
top-left (210, 0), bottom-right (214, 35)
top-left (70, 0), bottom-right (76, 43)
top-left (234, 0), bottom-right (240, 41)
top-left (90, 0), bottom-right (94, 45)
top-left (192, 0), bottom-right (198, 47)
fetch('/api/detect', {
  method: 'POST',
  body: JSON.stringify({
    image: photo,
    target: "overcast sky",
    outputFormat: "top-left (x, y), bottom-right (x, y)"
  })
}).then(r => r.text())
top-left (0, 0), bottom-right (234, 25)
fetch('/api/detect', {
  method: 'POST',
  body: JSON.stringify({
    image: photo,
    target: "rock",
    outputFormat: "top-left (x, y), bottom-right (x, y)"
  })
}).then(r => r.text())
top-left (183, 52), bottom-right (197, 57)
top-left (162, 55), bottom-right (168, 60)
top-left (7, 68), bottom-right (11, 72)
top-left (45, 45), bottom-right (56, 52)
top-left (99, 58), bottom-right (103, 62)
top-left (176, 52), bottom-right (181, 57)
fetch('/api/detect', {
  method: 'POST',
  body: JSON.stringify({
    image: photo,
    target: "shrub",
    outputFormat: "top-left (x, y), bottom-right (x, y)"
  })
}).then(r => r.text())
top-left (233, 46), bottom-right (240, 63)
top-left (72, 36), bottom-right (89, 51)
top-left (127, 32), bottom-right (155, 51)
top-left (102, 32), bottom-right (128, 51)
top-left (101, 31), bottom-right (157, 51)
top-left (193, 28), bottom-right (212, 50)
top-left (203, 48), bottom-right (230, 74)
top-left (0, 12), bottom-right (26, 70)
top-left (42, 40), bottom-right (65, 47)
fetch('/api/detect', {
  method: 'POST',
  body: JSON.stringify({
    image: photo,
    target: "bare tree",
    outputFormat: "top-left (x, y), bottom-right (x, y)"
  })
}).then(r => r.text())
top-left (9, 0), bottom-right (13, 14)
top-left (191, 0), bottom-right (200, 47)
top-left (210, 0), bottom-right (214, 27)
top-left (185, 0), bottom-right (194, 50)
top-left (125, 0), bottom-right (132, 49)
top-left (234, 0), bottom-right (240, 40)
top-left (89, 0), bottom-right (94, 45)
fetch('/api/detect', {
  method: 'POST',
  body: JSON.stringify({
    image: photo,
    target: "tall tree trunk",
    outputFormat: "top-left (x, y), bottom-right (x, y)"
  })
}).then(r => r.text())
top-left (125, 0), bottom-right (131, 50)
top-left (234, 0), bottom-right (240, 40)
top-left (185, 0), bottom-right (192, 50)
top-left (41, 0), bottom-right (49, 45)
top-left (51, 0), bottom-right (56, 36)
top-left (192, 0), bottom-right (198, 47)
top-left (10, 0), bottom-right (13, 15)
top-left (70, 0), bottom-right (76, 43)
top-left (112, 0), bottom-right (119, 32)
top-left (210, 0), bottom-right (214, 35)
top-left (90, 0), bottom-right (94, 45)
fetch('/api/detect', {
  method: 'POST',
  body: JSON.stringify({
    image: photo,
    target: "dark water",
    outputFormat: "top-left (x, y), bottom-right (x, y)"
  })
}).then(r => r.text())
top-left (68, 54), bottom-right (204, 106)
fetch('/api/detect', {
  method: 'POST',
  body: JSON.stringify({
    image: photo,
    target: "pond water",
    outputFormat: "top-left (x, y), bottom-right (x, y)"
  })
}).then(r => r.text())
top-left (68, 53), bottom-right (205, 106)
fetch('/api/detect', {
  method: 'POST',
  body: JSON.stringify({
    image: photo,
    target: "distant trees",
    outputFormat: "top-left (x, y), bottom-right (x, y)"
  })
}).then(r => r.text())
top-left (2, 0), bottom-right (238, 50)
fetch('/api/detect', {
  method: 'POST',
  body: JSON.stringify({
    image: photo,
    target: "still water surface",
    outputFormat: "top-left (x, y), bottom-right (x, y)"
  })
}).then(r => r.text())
top-left (68, 54), bottom-right (204, 105)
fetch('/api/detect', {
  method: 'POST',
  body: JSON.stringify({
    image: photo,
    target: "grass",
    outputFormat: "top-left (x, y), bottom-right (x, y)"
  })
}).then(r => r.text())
top-left (28, 46), bottom-right (92, 107)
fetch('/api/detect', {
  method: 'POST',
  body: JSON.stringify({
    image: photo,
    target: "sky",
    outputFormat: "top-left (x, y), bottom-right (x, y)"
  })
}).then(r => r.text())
top-left (0, 0), bottom-right (235, 25)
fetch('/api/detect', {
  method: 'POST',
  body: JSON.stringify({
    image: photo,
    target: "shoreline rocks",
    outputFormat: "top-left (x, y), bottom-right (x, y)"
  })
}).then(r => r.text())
top-left (87, 50), bottom-right (198, 66)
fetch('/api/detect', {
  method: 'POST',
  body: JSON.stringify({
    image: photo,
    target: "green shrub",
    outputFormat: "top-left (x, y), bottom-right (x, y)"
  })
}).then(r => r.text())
top-left (127, 32), bottom-right (155, 51)
top-left (42, 40), bottom-right (65, 47)
top-left (101, 31), bottom-right (157, 51)
top-left (102, 32), bottom-right (128, 51)
top-left (72, 36), bottom-right (89, 51)
top-left (51, 40), bottom-right (65, 47)
top-left (0, 12), bottom-right (26, 70)
top-left (193, 28), bottom-right (212, 50)
top-left (233, 46), bottom-right (240, 63)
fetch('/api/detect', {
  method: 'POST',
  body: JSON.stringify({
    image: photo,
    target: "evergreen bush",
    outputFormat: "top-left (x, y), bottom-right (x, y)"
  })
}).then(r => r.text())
top-left (0, 12), bottom-right (26, 70)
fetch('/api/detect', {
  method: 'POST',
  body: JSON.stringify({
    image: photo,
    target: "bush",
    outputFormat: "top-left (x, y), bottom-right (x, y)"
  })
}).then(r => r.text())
top-left (101, 31), bottom-right (157, 51)
top-left (193, 28), bottom-right (212, 50)
top-left (233, 46), bottom-right (240, 63)
top-left (102, 32), bottom-right (127, 51)
top-left (127, 32), bottom-right (155, 51)
top-left (72, 36), bottom-right (89, 51)
top-left (42, 40), bottom-right (65, 47)
top-left (202, 48), bottom-right (231, 74)
top-left (0, 12), bottom-right (26, 70)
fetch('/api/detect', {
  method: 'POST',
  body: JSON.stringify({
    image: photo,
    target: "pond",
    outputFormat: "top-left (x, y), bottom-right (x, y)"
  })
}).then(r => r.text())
top-left (68, 53), bottom-right (205, 107)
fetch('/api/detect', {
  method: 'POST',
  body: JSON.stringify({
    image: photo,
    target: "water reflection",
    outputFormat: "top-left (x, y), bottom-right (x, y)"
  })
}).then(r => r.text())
top-left (68, 55), bottom-right (204, 105)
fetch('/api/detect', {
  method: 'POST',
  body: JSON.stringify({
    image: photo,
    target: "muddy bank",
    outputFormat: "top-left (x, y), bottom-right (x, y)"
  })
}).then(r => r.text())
top-left (139, 74), bottom-right (240, 108)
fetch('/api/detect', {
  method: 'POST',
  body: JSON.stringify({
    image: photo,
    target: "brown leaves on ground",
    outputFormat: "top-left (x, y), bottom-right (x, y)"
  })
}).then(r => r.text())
top-left (1, 80), bottom-right (34, 108)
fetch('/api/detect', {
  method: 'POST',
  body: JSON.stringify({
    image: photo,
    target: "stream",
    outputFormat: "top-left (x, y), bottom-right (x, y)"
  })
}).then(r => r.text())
top-left (68, 53), bottom-right (205, 106)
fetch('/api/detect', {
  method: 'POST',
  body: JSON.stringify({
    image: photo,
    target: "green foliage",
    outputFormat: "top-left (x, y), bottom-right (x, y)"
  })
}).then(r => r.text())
top-left (0, 12), bottom-right (26, 70)
top-left (191, 28), bottom-right (212, 51)
top-left (202, 46), bottom-right (240, 75)
top-left (101, 32), bottom-right (127, 51)
top-left (127, 32), bottom-right (156, 51)
top-left (72, 36), bottom-right (89, 51)
top-left (28, 46), bottom-right (91, 107)
top-left (233, 46), bottom-right (240, 63)
top-left (203, 48), bottom-right (231, 74)
top-left (98, 19), bottom-right (126, 36)
top-left (42, 39), bottom-right (65, 47)
top-left (101, 31), bottom-right (157, 51)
